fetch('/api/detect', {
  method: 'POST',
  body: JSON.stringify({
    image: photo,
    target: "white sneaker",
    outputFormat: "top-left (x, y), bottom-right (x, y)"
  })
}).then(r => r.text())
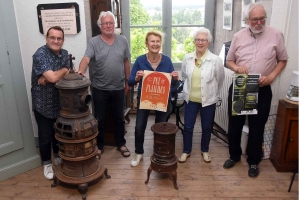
top-left (54, 157), bottom-right (62, 165)
top-left (130, 154), bottom-right (143, 167)
top-left (44, 164), bottom-right (54, 180)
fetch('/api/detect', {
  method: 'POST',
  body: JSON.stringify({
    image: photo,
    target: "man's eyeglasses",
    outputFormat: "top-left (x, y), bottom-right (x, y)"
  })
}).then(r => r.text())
top-left (194, 39), bottom-right (208, 43)
top-left (48, 36), bottom-right (64, 42)
top-left (249, 17), bottom-right (267, 23)
top-left (100, 22), bottom-right (115, 27)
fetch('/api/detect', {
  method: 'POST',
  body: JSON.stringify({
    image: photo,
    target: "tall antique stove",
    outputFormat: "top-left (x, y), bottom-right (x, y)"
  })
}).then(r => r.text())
top-left (51, 55), bottom-right (110, 200)
top-left (145, 122), bottom-right (179, 189)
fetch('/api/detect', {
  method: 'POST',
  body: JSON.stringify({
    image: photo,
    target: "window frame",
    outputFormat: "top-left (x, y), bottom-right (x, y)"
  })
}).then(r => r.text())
top-left (121, 0), bottom-right (216, 70)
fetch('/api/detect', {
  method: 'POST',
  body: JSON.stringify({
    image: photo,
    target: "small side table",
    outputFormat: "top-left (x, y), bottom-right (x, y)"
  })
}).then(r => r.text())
top-left (270, 99), bottom-right (298, 172)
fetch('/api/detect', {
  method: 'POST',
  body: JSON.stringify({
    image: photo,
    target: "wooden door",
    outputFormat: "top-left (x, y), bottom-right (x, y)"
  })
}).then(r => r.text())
top-left (89, 0), bottom-right (111, 37)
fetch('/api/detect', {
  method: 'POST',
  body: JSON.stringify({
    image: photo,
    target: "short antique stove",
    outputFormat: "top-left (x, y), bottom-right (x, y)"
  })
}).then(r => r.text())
top-left (145, 122), bottom-right (179, 189)
top-left (51, 55), bottom-right (110, 200)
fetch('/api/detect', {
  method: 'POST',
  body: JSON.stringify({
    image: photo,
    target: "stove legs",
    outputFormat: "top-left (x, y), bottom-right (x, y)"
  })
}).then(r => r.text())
top-left (51, 174), bottom-right (57, 188)
top-left (104, 167), bottom-right (111, 179)
top-left (145, 167), bottom-right (178, 190)
top-left (145, 166), bottom-right (153, 184)
top-left (78, 183), bottom-right (88, 200)
top-left (170, 170), bottom-right (178, 190)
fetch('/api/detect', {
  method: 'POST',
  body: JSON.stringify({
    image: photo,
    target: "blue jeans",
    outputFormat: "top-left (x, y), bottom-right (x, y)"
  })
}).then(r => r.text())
top-left (92, 87), bottom-right (126, 150)
top-left (183, 101), bottom-right (216, 153)
top-left (134, 92), bottom-right (170, 154)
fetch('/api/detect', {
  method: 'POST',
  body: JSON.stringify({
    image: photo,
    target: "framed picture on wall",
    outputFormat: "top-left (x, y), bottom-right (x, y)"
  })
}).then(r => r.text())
top-left (223, 0), bottom-right (233, 30)
top-left (241, 0), bottom-right (256, 27)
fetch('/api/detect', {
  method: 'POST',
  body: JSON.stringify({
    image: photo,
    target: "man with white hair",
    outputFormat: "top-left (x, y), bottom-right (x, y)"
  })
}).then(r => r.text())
top-left (223, 3), bottom-right (288, 177)
top-left (78, 11), bottom-right (131, 157)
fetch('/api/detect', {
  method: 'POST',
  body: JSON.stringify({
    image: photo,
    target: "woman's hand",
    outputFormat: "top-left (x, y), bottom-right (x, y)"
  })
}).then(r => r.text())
top-left (135, 70), bottom-right (144, 82)
top-left (171, 71), bottom-right (179, 81)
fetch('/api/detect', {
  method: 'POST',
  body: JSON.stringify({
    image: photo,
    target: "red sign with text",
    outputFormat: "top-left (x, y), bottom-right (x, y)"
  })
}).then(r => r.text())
top-left (140, 70), bottom-right (171, 112)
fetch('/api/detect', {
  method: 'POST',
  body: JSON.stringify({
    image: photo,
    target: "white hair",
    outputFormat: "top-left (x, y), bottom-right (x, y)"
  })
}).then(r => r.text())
top-left (97, 11), bottom-right (116, 27)
top-left (244, 3), bottom-right (267, 19)
top-left (192, 27), bottom-right (212, 42)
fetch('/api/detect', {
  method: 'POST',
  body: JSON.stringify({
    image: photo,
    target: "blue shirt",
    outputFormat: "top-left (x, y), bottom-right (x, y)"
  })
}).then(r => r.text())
top-left (31, 45), bottom-right (70, 119)
top-left (128, 54), bottom-right (177, 95)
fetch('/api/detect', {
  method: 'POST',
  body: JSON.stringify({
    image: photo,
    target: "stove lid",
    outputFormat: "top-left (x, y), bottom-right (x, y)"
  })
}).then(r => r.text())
top-left (151, 122), bottom-right (178, 135)
top-left (55, 69), bottom-right (91, 89)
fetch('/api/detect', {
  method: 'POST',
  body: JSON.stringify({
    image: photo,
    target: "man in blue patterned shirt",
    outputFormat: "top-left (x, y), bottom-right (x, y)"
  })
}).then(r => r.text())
top-left (31, 26), bottom-right (70, 180)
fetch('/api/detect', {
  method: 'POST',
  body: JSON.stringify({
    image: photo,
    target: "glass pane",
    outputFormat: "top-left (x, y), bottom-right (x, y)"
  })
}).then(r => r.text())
top-left (171, 27), bottom-right (202, 62)
top-left (130, 27), bottom-right (163, 63)
top-left (172, 0), bottom-right (205, 25)
top-left (130, 0), bottom-right (162, 26)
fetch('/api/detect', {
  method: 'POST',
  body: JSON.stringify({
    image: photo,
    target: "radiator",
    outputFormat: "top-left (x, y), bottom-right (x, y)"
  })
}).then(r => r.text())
top-left (214, 67), bottom-right (234, 133)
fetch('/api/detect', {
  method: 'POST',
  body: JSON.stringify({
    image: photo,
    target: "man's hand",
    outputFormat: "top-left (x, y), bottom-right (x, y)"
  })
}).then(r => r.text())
top-left (227, 61), bottom-right (248, 74)
top-left (124, 82), bottom-right (130, 95)
top-left (258, 75), bottom-right (273, 87)
top-left (38, 75), bottom-right (48, 86)
top-left (234, 65), bottom-right (248, 74)
top-left (77, 70), bottom-right (86, 77)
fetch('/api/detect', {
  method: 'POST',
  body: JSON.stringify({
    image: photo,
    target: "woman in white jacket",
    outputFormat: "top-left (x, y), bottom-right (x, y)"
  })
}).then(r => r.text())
top-left (178, 27), bottom-right (224, 163)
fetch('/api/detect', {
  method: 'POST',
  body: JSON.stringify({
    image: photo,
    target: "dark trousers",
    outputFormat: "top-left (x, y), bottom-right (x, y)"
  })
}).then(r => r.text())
top-left (183, 101), bottom-right (216, 153)
top-left (134, 93), bottom-right (170, 154)
top-left (92, 87), bottom-right (126, 150)
top-left (34, 110), bottom-right (58, 165)
top-left (227, 84), bottom-right (272, 165)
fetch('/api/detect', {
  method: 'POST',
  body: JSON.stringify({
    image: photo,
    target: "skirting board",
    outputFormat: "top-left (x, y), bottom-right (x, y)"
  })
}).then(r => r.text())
top-left (0, 155), bottom-right (41, 181)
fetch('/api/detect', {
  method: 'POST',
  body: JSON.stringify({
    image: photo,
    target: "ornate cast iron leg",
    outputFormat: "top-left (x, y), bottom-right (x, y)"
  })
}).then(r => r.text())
top-left (78, 183), bottom-right (88, 200)
top-left (145, 166), bottom-right (152, 184)
top-left (104, 167), bottom-right (111, 179)
top-left (170, 170), bottom-right (178, 190)
top-left (51, 174), bottom-right (57, 188)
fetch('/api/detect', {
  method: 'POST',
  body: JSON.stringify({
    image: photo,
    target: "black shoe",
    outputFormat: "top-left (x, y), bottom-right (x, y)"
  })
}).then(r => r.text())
top-left (248, 165), bottom-right (259, 177)
top-left (223, 159), bottom-right (240, 169)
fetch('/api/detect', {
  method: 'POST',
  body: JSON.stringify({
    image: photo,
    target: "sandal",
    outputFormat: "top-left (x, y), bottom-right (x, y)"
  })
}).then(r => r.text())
top-left (178, 153), bottom-right (190, 163)
top-left (117, 146), bottom-right (131, 157)
top-left (201, 152), bottom-right (211, 163)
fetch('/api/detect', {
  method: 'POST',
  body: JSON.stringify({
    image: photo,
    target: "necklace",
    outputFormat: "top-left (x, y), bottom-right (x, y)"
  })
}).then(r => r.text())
top-left (147, 53), bottom-right (161, 63)
top-left (195, 58), bottom-right (202, 68)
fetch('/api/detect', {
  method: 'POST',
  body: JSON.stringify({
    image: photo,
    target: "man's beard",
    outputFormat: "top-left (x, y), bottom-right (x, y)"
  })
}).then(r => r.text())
top-left (249, 24), bottom-right (265, 34)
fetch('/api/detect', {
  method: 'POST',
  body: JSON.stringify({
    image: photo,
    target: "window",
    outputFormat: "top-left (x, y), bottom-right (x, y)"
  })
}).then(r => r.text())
top-left (121, 0), bottom-right (215, 70)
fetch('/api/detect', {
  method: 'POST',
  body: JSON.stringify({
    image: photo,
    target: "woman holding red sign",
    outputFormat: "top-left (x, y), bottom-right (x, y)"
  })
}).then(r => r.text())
top-left (127, 30), bottom-right (179, 167)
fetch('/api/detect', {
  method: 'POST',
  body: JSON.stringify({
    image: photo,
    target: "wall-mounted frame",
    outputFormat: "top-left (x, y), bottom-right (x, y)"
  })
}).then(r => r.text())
top-left (223, 0), bottom-right (233, 30)
top-left (241, 0), bottom-right (256, 27)
top-left (37, 2), bottom-right (81, 35)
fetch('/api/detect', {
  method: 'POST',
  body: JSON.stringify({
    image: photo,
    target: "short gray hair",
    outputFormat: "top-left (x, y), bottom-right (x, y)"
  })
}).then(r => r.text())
top-left (192, 27), bottom-right (212, 43)
top-left (244, 3), bottom-right (267, 19)
top-left (97, 11), bottom-right (116, 27)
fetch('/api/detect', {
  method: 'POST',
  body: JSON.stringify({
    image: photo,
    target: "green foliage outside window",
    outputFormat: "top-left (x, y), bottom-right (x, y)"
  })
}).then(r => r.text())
top-left (129, 0), bottom-right (202, 63)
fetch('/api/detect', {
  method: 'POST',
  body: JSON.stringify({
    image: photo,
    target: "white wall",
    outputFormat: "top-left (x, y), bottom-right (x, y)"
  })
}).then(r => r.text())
top-left (13, 0), bottom-right (87, 137)
top-left (270, 0), bottom-right (299, 97)
top-left (269, 0), bottom-right (299, 114)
